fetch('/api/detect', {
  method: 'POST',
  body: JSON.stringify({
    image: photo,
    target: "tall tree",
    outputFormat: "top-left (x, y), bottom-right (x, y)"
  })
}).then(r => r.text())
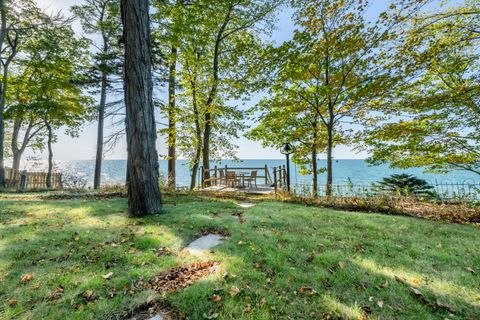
top-left (251, 0), bottom-right (422, 196)
top-left (0, 0), bottom-right (66, 187)
top-left (198, 0), bottom-right (281, 187)
top-left (121, 0), bottom-right (162, 216)
top-left (4, 75), bottom-right (45, 172)
top-left (249, 72), bottom-right (328, 196)
top-left (9, 24), bottom-right (92, 187)
top-left (152, 0), bottom-right (190, 189)
top-left (72, 0), bottom-right (122, 189)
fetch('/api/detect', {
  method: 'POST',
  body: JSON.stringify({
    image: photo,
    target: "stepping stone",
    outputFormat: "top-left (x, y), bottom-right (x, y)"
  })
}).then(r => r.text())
top-left (185, 234), bottom-right (223, 254)
top-left (237, 202), bottom-right (256, 209)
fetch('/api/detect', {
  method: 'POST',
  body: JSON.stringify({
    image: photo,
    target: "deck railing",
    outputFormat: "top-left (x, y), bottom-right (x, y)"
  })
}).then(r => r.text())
top-left (3, 168), bottom-right (63, 190)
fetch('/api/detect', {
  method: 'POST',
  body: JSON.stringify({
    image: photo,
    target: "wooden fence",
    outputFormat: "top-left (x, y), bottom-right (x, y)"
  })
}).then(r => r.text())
top-left (272, 166), bottom-right (287, 193)
top-left (4, 168), bottom-right (62, 190)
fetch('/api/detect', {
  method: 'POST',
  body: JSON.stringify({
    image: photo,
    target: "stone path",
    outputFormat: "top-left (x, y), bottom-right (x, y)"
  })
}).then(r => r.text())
top-left (184, 234), bottom-right (223, 254)
top-left (237, 202), bottom-right (256, 209)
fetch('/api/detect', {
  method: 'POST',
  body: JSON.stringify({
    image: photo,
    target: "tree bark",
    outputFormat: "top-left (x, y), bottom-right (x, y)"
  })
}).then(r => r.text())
top-left (11, 119), bottom-right (38, 172)
top-left (201, 10), bottom-right (231, 187)
top-left (121, 0), bottom-right (162, 216)
top-left (326, 122), bottom-right (333, 197)
top-left (312, 121), bottom-right (318, 198)
top-left (94, 71), bottom-right (107, 189)
top-left (167, 45), bottom-right (177, 189)
top-left (0, 1), bottom-right (6, 189)
top-left (45, 120), bottom-right (53, 189)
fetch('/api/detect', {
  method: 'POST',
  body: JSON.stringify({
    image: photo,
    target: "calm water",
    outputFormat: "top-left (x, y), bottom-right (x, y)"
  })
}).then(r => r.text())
top-left (31, 159), bottom-right (479, 188)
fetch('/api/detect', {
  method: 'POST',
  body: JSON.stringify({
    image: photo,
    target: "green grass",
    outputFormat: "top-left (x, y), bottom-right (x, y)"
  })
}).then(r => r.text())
top-left (0, 194), bottom-right (479, 319)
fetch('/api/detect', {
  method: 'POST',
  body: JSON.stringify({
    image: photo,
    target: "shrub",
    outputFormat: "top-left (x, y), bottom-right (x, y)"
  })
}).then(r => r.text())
top-left (372, 174), bottom-right (436, 198)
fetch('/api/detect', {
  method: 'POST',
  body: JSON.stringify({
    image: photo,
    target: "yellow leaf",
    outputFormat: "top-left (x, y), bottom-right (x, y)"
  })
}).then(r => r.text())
top-left (230, 286), bottom-right (240, 297)
top-left (21, 274), bottom-right (34, 283)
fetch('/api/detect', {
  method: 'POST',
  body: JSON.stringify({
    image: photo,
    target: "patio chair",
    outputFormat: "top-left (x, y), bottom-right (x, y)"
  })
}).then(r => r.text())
top-left (205, 169), bottom-right (226, 186)
top-left (244, 170), bottom-right (258, 188)
top-left (225, 171), bottom-right (240, 188)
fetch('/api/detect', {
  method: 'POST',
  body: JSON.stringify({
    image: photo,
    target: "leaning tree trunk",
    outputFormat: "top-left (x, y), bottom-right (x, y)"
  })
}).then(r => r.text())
top-left (45, 120), bottom-right (54, 189)
top-left (94, 71), bottom-right (107, 189)
top-left (121, 0), bottom-right (162, 216)
top-left (167, 45), bottom-right (177, 190)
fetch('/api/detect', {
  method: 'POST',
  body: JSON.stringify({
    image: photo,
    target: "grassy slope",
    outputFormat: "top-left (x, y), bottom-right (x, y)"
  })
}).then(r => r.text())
top-left (0, 195), bottom-right (479, 319)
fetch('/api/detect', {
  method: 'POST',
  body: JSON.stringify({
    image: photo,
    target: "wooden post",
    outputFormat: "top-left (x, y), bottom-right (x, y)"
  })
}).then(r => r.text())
top-left (283, 165), bottom-right (287, 186)
top-left (19, 171), bottom-right (27, 190)
top-left (278, 166), bottom-right (282, 188)
top-left (273, 167), bottom-right (277, 194)
top-left (264, 165), bottom-right (268, 185)
top-left (214, 165), bottom-right (218, 186)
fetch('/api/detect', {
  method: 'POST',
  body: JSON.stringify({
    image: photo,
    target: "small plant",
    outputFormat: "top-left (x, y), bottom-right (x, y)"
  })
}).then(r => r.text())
top-left (372, 174), bottom-right (437, 198)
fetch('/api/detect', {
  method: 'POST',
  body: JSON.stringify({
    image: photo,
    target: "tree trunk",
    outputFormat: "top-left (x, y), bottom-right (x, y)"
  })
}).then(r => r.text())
top-left (167, 45), bottom-right (177, 189)
top-left (94, 71), bottom-right (107, 189)
top-left (326, 123), bottom-right (333, 197)
top-left (0, 2), bottom-right (6, 189)
top-left (202, 112), bottom-right (212, 186)
top-left (312, 121), bottom-right (318, 198)
top-left (121, 0), bottom-right (162, 216)
top-left (45, 120), bottom-right (53, 189)
top-left (188, 64), bottom-right (202, 191)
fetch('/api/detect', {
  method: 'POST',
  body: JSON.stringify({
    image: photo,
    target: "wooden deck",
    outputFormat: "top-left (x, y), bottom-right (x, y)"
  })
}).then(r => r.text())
top-left (201, 184), bottom-right (275, 195)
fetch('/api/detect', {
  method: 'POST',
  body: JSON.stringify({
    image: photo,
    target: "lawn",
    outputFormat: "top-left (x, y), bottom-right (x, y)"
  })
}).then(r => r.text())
top-left (0, 194), bottom-right (479, 319)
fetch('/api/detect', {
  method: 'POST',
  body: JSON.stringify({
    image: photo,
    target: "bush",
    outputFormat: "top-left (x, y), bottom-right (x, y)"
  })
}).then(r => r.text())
top-left (372, 174), bottom-right (436, 198)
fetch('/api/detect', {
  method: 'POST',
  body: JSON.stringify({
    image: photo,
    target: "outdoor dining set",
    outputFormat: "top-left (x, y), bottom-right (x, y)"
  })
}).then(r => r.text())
top-left (210, 169), bottom-right (258, 188)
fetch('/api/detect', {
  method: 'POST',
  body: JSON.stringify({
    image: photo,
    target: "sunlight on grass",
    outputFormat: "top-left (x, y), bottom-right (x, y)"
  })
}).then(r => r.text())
top-left (321, 294), bottom-right (365, 319)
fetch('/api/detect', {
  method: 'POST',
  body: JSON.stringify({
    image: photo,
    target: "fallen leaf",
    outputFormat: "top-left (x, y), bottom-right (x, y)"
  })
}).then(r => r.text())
top-left (299, 287), bottom-right (318, 295)
top-left (20, 274), bottom-right (34, 283)
top-left (412, 278), bottom-right (421, 286)
top-left (466, 267), bottom-right (475, 274)
top-left (84, 289), bottom-right (96, 301)
top-left (377, 300), bottom-right (384, 308)
top-left (230, 286), bottom-right (240, 297)
top-left (212, 294), bottom-right (221, 302)
top-left (8, 300), bottom-right (17, 306)
top-left (102, 272), bottom-right (114, 280)
top-left (338, 261), bottom-right (347, 269)
top-left (146, 294), bottom-right (155, 305)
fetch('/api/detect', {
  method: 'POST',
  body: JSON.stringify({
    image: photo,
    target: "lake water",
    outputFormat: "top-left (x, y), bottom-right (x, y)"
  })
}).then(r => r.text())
top-left (27, 159), bottom-right (479, 188)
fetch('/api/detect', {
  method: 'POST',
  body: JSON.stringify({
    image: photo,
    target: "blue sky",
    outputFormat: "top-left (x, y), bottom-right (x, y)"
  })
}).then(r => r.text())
top-left (29, 0), bottom-right (396, 160)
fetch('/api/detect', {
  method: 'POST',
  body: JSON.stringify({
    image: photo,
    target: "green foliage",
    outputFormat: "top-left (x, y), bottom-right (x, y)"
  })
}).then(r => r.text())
top-left (151, 0), bottom-right (282, 177)
top-left (249, 0), bottom-right (408, 194)
top-left (372, 174), bottom-right (436, 198)
top-left (71, 0), bottom-right (123, 87)
top-left (8, 23), bottom-right (93, 137)
top-left (362, 0), bottom-right (480, 176)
